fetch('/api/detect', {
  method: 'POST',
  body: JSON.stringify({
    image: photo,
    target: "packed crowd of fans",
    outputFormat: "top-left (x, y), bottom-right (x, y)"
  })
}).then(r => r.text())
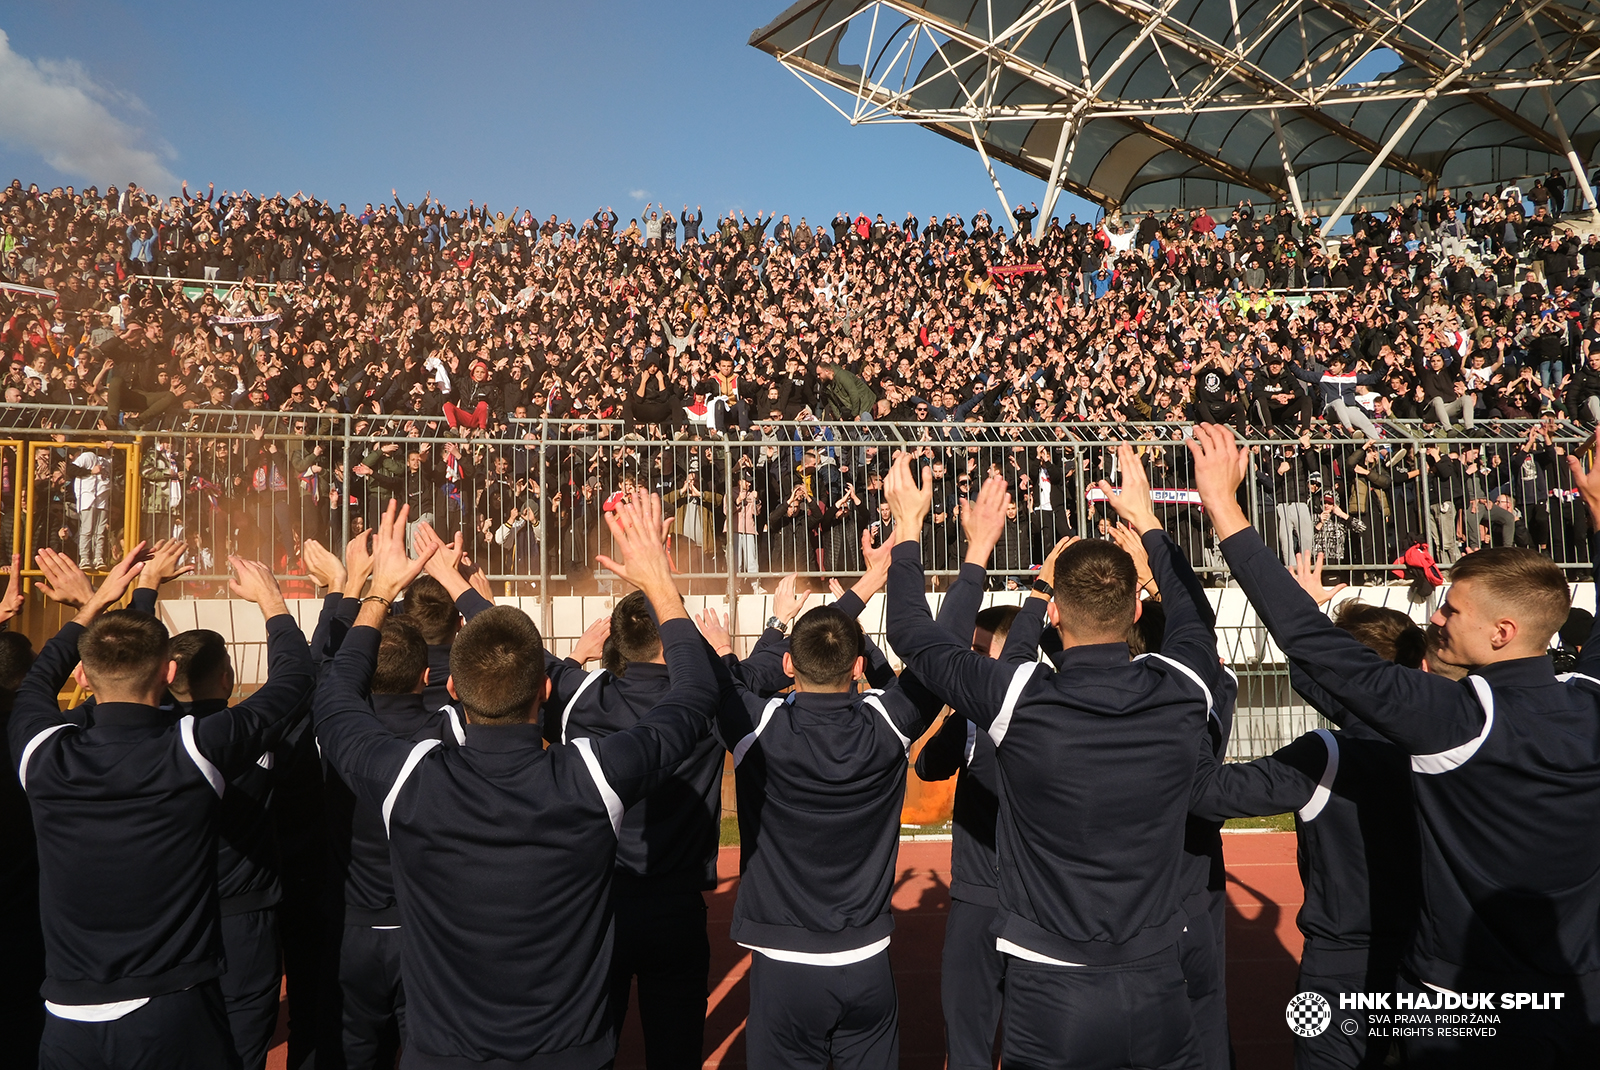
top-left (3, 171), bottom-right (1600, 587)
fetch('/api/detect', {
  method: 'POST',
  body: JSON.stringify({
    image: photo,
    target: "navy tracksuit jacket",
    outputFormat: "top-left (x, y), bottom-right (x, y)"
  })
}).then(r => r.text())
top-left (1220, 526), bottom-right (1600, 990)
top-left (312, 615), bottom-right (717, 1069)
top-left (886, 531), bottom-right (1226, 967)
top-left (11, 612), bottom-right (313, 1007)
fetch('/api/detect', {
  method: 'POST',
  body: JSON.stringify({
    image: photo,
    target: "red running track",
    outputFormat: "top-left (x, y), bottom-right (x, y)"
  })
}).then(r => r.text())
top-left (267, 831), bottom-right (1303, 1069)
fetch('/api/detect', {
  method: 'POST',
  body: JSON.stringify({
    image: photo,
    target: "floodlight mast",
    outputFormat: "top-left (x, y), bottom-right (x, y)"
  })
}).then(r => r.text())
top-left (751, 0), bottom-right (1600, 223)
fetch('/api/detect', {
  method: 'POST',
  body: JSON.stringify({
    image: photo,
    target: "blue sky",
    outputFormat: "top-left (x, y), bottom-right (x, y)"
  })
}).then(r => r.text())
top-left (0, 0), bottom-right (1104, 228)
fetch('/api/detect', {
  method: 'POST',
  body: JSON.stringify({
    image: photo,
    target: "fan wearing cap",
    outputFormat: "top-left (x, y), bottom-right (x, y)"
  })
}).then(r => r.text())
top-left (1250, 350), bottom-right (1311, 435)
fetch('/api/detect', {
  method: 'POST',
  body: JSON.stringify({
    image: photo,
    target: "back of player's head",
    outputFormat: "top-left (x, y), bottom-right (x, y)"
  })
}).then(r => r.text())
top-left (789, 605), bottom-right (864, 689)
top-left (607, 592), bottom-right (662, 670)
top-left (1331, 602), bottom-right (1425, 669)
top-left (1447, 548), bottom-right (1570, 648)
top-left (404, 575), bottom-right (460, 646)
top-left (170, 629), bottom-right (231, 699)
top-left (80, 611), bottom-right (171, 694)
top-left (373, 618), bottom-right (428, 695)
top-left (0, 631), bottom-right (35, 691)
top-left (1052, 539), bottom-right (1138, 641)
top-left (972, 604), bottom-right (1019, 657)
top-left (449, 606), bottom-right (546, 725)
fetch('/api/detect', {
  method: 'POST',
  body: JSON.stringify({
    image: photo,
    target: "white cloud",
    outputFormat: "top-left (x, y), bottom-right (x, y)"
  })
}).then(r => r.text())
top-left (0, 28), bottom-right (176, 191)
top-left (628, 188), bottom-right (649, 200)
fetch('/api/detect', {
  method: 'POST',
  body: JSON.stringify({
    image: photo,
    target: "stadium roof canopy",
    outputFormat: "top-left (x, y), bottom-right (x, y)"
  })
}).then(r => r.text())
top-left (749, 0), bottom-right (1600, 234)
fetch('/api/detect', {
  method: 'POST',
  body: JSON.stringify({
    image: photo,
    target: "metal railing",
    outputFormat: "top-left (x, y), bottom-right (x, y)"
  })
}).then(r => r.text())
top-left (3, 405), bottom-right (1589, 589)
top-left (5, 405), bottom-right (1591, 759)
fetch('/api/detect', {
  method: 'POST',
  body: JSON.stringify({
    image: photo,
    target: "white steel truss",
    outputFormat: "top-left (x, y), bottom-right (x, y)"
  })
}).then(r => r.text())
top-left (751, 0), bottom-right (1600, 219)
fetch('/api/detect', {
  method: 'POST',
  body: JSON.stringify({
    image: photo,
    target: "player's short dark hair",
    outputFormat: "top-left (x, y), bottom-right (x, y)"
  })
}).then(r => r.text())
top-left (789, 606), bottom-right (864, 689)
top-left (1052, 539), bottom-right (1138, 640)
top-left (1448, 548), bottom-right (1570, 647)
top-left (1332, 602), bottom-right (1425, 669)
top-left (373, 618), bottom-right (428, 695)
top-left (974, 605), bottom-right (1019, 644)
top-left (449, 606), bottom-right (546, 725)
top-left (973, 605), bottom-right (1020, 655)
top-left (80, 610), bottom-right (171, 691)
top-left (170, 630), bottom-right (230, 696)
top-left (404, 575), bottom-right (459, 646)
top-left (0, 631), bottom-right (35, 691)
top-left (602, 592), bottom-right (661, 675)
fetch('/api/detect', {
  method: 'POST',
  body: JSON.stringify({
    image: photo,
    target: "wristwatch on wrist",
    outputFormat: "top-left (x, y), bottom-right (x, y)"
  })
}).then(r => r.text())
top-left (1030, 578), bottom-right (1054, 598)
top-left (766, 615), bottom-right (788, 635)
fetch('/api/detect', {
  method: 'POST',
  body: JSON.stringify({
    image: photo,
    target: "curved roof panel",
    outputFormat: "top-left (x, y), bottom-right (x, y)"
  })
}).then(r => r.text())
top-left (751, 0), bottom-right (1600, 211)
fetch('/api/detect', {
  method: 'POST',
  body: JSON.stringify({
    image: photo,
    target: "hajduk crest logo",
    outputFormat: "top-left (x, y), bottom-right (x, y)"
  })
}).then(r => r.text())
top-left (1286, 992), bottom-right (1332, 1037)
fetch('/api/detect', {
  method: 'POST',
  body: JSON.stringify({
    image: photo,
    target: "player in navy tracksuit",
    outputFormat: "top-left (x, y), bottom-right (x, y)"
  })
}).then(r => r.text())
top-left (0, 626), bottom-right (40, 1069)
top-left (318, 611), bottom-right (442, 1069)
top-left (884, 451), bottom-right (1227, 1070)
top-left (541, 585), bottom-right (794, 1070)
top-left (313, 499), bottom-right (718, 1069)
top-left (1191, 595), bottom-right (1424, 1070)
top-left (713, 535), bottom-right (945, 1070)
top-left (12, 546), bottom-right (313, 1070)
top-left (1114, 527), bottom-right (1239, 1070)
top-left (1188, 421), bottom-right (1600, 1067)
top-left (124, 539), bottom-right (334, 1070)
top-left (299, 532), bottom-right (457, 1070)
top-left (913, 586), bottom-right (1013, 1070)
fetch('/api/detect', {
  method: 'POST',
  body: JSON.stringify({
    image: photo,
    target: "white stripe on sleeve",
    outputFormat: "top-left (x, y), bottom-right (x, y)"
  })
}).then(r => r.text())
top-left (1410, 676), bottom-right (1494, 774)
top-left (179, 715), bottom-right (225, 797)
top-left (572, 737), bottom-right (625, 837)
top-left (18, 723), bottom-right (73, 790)
top-left (561, 668), bottom-right (609, 744)
top-left (1139, 653), bottom-right (1215, 719)
top-left (862, 694), bottom-right (911, 753)
top-left (989, 662), bottom-right (1038, 747)
top-left (1297, 728), bottom-right (1341, 822)
top-left (733, 697), bottom-right (785, 767)
top-left (382, 738), bottom-right (442, 835)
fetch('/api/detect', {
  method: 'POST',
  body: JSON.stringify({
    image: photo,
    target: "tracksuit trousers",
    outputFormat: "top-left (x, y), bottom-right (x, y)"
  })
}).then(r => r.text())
top-left (941, 899), bottom-right (1005, 1070)
top-left (220, 908), bottom-right (282, 1070)
top-left (317, 923), bottom-right (406, 1070)
top-left (746, 949), bottom-right (899, 1070)
top-left (38, 983), bottom-right (238, 1070)
top-left (999, 946), bottom-right (1201, 1070)
top-left (609, 891), bottom-right (710, 1070)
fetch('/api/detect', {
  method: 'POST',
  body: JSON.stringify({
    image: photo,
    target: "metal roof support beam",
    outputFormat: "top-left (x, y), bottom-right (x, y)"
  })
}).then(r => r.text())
top-left (1091, 0), bottom-right (1434, 182)
top-left (1271, 109), bottom-right (1306, 219)
top-left (1538, 85), bottom-right (1597, 214)
top-left (1315, 0), bottom-right (1569, 159)
top-left (1039, 113), bottom-right (1084, 236)
top-left (968, 121), bottom-right (1018, 233)
top-left (1118, 117), bottom-right (1285, 199)
top-left (1526, 20), bottom-right (1598, 216)
top-left (1320, 93), bottom-right (1431, 237)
